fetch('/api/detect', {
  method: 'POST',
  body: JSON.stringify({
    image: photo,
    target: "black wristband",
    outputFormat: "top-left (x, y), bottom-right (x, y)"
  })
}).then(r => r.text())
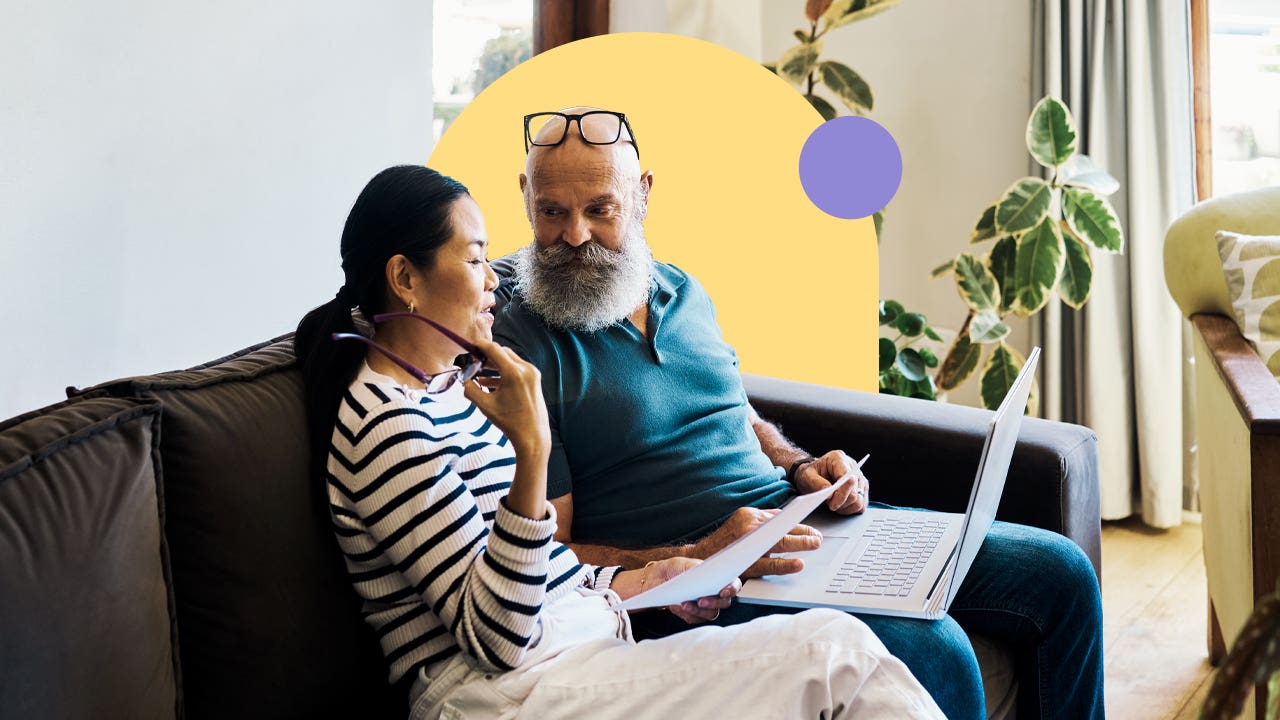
top-left (786, 457), bottom-right (816, 484)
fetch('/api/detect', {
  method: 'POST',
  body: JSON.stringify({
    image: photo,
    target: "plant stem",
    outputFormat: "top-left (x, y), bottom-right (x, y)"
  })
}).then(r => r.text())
top-left (807, 21), bottom-right (817, 96)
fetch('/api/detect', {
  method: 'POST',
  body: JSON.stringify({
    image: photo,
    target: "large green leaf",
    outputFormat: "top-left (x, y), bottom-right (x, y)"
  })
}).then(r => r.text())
top-left (936, 327), bottom-right (981, 392)
top-left (987, 236), bottom-right (1018, 312)
top-left (953, 253), bottom-right (999, 312)
top-left (818, 60), bottom-right (873, 113)
top-left (821, 0), bottom-right (900, 31)
top-left (896, 347), bottom-right (926, 381)
top-left (879, 299), bottom-right (904, 326)
top-left (970, 204), bottom-right (998, 244)
top-left (878, 336), bottom-right (896, 371)
top-left (1026, 97), bottom-right (1077, 168)
top-left (894, 312), bottom-right (926, 337)
top-left (805, 94), bottom-right (838, 121)
top-left (1058, 228), bottom-right (1094, 309)
top-left (1062, 186), bottom-right (1124, 253)
top-left (980, 343), bottom-right (1023, 411)
top-left (778, 40), bottom-right (823, 86)
top-left (1061, 154), bottom-right (1120, 196)
top-left (969, 311), bottom-right (1010, 343)
top-left (1013, 217), bottom-right (1064, 315)
top-left (994, 177), bottom-right (1052, 235)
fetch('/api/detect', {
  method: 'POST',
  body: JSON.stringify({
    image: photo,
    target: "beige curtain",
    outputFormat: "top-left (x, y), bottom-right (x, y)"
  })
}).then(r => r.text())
top-left (1033, 0), bottom-right (1198, 527)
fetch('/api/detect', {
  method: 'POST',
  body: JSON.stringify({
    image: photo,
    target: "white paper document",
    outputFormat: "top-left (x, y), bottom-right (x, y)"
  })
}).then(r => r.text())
top-left (613, 477), bottom-right (851, 611)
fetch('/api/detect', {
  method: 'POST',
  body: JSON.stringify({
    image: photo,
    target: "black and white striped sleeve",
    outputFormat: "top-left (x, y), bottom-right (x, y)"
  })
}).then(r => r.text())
top-left (584, 563), bottom-right (622, 591)
top-left (331, 399), bottom-right (554, 672)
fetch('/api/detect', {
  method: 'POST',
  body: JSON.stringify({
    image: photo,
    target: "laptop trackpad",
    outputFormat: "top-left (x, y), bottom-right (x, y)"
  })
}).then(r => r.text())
top-left (777, 536), bottom-right (848, 578)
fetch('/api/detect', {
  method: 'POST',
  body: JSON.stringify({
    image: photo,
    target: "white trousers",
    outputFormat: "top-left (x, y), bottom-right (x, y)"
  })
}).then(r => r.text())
top-left (409, 589), bottom-right (944, 720)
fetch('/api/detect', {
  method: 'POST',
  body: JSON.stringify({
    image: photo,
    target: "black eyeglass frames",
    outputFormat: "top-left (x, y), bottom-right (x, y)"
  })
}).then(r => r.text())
top-left (523, 110), bottom-right (640, 158)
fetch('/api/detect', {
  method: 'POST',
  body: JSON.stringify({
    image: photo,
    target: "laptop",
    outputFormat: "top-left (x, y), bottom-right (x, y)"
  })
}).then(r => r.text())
top-left (737, 347), bottom-right (1041, 620)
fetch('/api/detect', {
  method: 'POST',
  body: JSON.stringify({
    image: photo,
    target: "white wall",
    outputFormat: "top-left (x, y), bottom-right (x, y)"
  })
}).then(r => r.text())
top-left (616, 0), bottom-right (1034, 406)
top-left (0, 0), bottom-right (434, 418)
top-left (612, 0), bottom-right (763, 60)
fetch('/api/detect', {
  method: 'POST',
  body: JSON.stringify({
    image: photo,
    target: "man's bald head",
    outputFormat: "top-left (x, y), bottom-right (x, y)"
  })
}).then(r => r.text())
top-left (525, 106), bottom-right (641, 180)
top-left (519, 106), bottom-right (653, 251)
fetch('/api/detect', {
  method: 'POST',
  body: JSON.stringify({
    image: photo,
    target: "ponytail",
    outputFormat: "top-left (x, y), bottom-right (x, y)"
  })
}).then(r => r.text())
top-left (295, 294), bottom-right (363, 482)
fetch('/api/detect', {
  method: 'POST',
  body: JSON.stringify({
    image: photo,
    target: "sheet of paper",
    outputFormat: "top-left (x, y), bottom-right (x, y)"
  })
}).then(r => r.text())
top-left (613, 477), bottom-right (850, 611)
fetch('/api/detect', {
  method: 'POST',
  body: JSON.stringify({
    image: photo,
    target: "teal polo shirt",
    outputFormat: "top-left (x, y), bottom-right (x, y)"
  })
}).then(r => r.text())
top-left (493, 262), bottom-right (794, 548)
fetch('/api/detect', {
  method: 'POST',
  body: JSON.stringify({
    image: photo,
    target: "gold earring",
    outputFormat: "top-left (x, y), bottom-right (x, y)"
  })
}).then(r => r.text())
top-left (407, 300), bottom-right (416, 314)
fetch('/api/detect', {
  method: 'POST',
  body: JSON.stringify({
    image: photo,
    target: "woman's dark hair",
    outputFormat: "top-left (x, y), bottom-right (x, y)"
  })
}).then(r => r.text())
top-left (295, 165), bottom-right (470, 480)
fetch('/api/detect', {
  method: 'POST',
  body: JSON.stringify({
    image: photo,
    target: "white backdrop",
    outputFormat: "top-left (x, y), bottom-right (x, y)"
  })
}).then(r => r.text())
top-left (0, 0), bottom-right (434, 418)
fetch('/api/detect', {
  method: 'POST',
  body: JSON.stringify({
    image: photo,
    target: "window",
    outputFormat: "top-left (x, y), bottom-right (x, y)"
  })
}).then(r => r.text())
top-left (1208, 0), bottom-right (1280, 196)
top-left (432, 0), bottom-right (533, 143)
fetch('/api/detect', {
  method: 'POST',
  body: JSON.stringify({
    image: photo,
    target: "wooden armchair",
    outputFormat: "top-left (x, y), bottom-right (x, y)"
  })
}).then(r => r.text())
top-left (1164, 185), bottom-right (1280, 720)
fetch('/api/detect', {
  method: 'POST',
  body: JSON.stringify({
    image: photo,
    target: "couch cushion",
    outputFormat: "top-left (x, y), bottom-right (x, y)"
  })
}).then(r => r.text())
top-left (0, 396), bottom-right (179, 719)
top-left (1216, 230), bottom-right (1280, 379)
top-left (74, 338), bottom-right (403, 719)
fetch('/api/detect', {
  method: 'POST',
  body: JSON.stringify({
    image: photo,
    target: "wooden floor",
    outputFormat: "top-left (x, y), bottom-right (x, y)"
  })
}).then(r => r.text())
top-left (1102, 515), bottom-right (1215, 719)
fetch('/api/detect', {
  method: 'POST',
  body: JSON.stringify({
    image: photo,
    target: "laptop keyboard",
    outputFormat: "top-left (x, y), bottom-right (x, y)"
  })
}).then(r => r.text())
top-left (825, 517), bottom-right (949, 597)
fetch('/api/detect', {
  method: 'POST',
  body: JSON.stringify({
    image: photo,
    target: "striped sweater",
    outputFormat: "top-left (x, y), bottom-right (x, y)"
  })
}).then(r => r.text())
top-left (327, 362), bottom-right (620, 685)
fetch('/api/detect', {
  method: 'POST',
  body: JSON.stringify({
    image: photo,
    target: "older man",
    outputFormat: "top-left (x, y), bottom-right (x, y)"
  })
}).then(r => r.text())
top-left (493, 107), bottom-right (1104, 720)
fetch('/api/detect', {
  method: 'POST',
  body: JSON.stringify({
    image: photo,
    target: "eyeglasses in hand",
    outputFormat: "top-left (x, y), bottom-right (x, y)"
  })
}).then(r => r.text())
top-left (331, 312), bottom-right (497, 394)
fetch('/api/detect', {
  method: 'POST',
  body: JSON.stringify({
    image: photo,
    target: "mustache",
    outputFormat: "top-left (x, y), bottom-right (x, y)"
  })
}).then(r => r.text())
top-left (534, 240), bottom-right (623, 269)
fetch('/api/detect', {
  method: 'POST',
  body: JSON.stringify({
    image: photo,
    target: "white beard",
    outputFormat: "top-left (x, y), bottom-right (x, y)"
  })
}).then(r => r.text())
top-left (514, 220), bottom-right (655, 332)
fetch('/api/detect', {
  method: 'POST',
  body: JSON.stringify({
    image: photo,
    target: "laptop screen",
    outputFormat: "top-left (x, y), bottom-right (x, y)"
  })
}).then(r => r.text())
top-left (944, 347), bottom-right (1041, 607)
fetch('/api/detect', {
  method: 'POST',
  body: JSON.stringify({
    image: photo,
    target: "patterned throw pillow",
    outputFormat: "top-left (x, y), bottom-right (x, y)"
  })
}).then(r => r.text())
top-left (1216, 230), bottom-right (1280, 379)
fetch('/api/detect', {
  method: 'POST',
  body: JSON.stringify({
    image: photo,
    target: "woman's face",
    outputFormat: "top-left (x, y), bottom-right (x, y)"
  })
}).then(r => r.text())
top-left (415, 195), bottom-right (499, 344)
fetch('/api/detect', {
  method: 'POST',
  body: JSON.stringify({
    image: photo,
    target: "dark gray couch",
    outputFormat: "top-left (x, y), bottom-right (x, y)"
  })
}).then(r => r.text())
top-left (0, 331), bottom-right (1099, 719)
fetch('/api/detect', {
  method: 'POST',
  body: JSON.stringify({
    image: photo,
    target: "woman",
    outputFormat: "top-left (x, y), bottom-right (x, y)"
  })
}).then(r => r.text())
top-left (295, 165), bottom-right (943, 719)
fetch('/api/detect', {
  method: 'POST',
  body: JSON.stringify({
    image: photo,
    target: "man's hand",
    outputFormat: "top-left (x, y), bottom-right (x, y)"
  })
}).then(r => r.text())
top-left (794, 450), bottom-right (870, 515)
top-left (693, 507), bottom-right (823, 579)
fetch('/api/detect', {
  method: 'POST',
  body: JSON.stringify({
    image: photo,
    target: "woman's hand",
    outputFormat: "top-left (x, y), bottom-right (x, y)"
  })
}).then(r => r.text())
top-left (462, 339), bottom-right (550, 460)
top-left (463, 339), bottom-right (551, 520)
top-left (645, 557), bottom-right (739, 625)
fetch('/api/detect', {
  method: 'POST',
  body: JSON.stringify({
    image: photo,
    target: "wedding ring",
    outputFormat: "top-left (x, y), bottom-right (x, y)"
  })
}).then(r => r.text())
top-left (856, 488), bottom-right (867, 496)
top-left (711, 609), bottom-right (721, 621)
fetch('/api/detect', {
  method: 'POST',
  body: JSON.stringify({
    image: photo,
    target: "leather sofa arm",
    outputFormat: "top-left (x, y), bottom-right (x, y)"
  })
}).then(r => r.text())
top-left (742, 374), bottom-right (1102, 578)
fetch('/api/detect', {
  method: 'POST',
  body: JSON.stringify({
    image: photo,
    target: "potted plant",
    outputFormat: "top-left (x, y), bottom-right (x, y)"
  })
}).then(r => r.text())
top-left (930, 97), bottom-right (1124, 410)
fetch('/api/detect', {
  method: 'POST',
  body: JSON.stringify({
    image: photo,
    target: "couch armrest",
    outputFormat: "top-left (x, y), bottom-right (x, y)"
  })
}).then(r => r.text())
top-left (742, 374), bottom-right (1102, 578)
top-left (1193, 314), bottom-right (1280, 602)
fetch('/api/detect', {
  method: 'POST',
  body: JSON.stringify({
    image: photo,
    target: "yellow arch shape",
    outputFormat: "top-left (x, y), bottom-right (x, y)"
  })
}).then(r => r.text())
top-left (429, 32), bottom-right (877, 391)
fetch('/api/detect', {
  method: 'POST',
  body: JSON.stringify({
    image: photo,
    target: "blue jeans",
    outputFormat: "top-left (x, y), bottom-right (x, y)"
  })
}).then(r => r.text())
top-left (632, 520), bottom-right (1104, 720)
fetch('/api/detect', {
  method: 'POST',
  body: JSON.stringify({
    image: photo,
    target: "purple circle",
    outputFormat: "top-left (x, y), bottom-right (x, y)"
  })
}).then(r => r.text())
top-left (798, 116), bottom-right (902, 220)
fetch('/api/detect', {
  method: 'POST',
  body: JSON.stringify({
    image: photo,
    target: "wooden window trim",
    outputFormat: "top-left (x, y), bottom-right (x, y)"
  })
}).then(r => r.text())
top-left (534, 0), bottom-right (609, 55)
top-left (1191, 0), bottom-right (1212, 200)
